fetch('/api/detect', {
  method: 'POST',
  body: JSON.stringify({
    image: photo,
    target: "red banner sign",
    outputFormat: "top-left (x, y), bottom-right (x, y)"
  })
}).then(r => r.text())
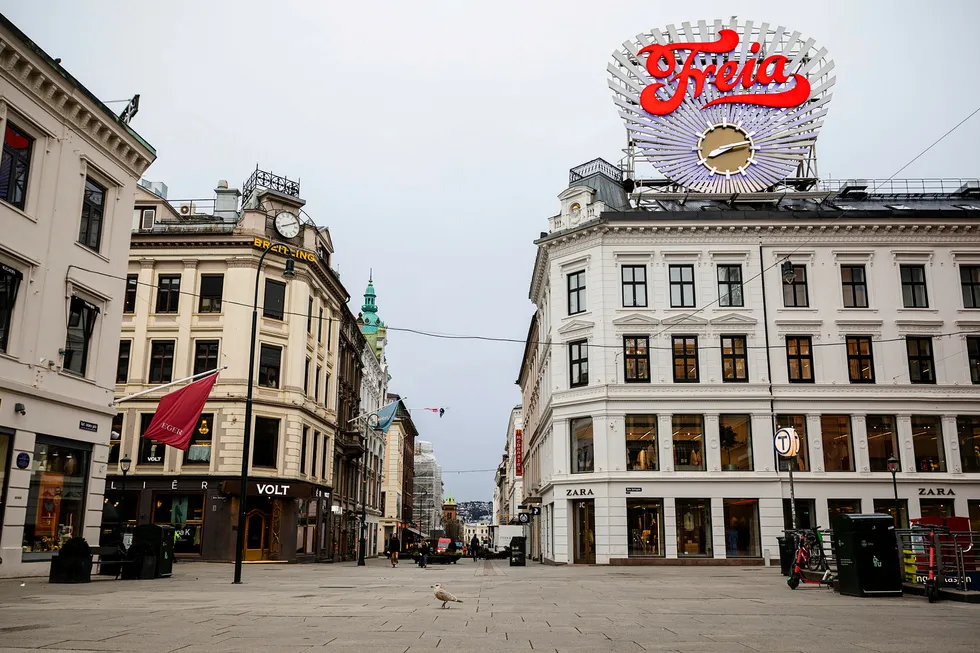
top-left (515, 429), bottom-right (523, 477)
top-left (638, 29), bottom-right (810, 116)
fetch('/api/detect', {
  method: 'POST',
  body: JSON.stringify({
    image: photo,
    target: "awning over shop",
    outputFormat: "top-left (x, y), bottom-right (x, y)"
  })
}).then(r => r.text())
top-left (403, 525), bottom-right (422, 536)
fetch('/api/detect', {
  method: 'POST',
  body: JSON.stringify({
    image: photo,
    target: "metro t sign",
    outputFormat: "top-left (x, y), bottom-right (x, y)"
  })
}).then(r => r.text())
top-left (609, 19), bottom-right (835, 193)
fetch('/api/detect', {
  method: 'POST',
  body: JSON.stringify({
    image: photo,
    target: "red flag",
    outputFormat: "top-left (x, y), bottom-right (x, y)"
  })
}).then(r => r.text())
top-left (141, 373), bottom-right (219, 451)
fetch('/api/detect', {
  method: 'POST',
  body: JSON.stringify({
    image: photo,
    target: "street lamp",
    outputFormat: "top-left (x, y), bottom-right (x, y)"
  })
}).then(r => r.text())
top-left (120, 455), bottom-right (131, 526)
top-left (780, 260), bottom-right (796, 285)
top-left (887, 456), bottom-right (901, 527)
top-left (421, 489), bottom-right (428, 538)
top-left (234, 244), bottom-right (296, 584)
top-left (358, 414), bottom-right (379, 566)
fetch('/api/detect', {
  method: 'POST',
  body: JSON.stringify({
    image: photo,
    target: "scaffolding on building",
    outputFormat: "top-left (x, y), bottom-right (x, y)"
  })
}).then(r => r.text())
top-left (414, 441), bottom-right (444, 537)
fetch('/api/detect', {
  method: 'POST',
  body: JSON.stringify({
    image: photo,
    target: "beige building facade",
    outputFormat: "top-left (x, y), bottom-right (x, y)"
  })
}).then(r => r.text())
top-left (105, 171), bottom-right (357, 563)
top-left (0, 16), bottom-right (155, 576)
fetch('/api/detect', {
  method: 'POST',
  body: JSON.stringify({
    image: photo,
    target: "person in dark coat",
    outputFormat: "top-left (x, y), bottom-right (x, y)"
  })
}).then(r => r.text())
top-left (419, 539), bottom-right (430, 568)
top-left (388, 533), bottom-right (400, 567)
top-left (470, 535), bottom-right (480, 561)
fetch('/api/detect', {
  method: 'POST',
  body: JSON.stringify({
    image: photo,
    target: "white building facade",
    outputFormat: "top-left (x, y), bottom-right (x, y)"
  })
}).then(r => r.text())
top-left (522, 163), bottom-right (980, 565)
top-left (414, 440), bottom-right (444, 536)
top-left (0, 16), bottom-right (155, 576)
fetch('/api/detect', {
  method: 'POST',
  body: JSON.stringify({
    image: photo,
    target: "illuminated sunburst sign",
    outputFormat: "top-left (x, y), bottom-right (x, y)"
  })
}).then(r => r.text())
top-left (609, 20), bottom-right (835, 193)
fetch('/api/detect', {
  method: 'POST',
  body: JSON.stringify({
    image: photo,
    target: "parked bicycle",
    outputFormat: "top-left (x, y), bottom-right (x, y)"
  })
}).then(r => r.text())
top-left (787, 527), bottom-right (833, 589)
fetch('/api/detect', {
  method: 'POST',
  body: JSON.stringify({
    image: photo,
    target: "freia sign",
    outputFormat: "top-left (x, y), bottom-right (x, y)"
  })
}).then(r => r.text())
top-left (638, 29), bottom-right (809, 115)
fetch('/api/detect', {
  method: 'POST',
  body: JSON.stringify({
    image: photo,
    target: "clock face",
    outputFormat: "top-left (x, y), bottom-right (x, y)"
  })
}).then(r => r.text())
top-left (697, 124), bottom-right (754, 176)
top-left (274, 211), bottom-right (300, 239)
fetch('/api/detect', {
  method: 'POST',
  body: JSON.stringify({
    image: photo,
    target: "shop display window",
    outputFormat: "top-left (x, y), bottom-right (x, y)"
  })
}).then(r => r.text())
top-left (957, 416), bottom-right (980, 473)
top-left (627, 499), bottom-right (664, 556)
top-left (968, 500), bottom-right (980, 533)
top-left (625, 415), bottom-right (657, 471)
top-left (873, 498), bottom-right (909, 528)
top-left (919, 499), bottom-right (954, 520)
top-left (673, 415), bottom-right (705, 471)
top-left (153, 492), bottom-right (205, 554)
top-left (821, 415), bottom-right (854, 472)
top-left (866, 415), bottom-right (900, 472)
top-left (571, 417), bottom-right (594, 474)
top-left (828, 499), bottom-right (862, 529)
top-left (182, 413), bottom-right (213, 465)
top-left (676, 498), bottom-right (712, 557)
top-left (21, 437), bottom-right (91, 559)
top-left (782, 498), bottom-right (817, 530)
top-left (719, 415), bottom-right (753, 471)
top-left (723, 499), bottom-right (760, 557)
top-left (138, 413), bottom-right (166, 466)
top-left (911, 416), bottom-right (946, 472)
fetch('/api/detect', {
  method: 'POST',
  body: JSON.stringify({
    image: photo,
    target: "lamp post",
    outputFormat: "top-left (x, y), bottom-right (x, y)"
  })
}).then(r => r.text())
top-left (887, 456), bottom-right (901, 527)
top-left (421, 489), bottom-right (428, 538)
top-left (357, 414), bottom-right (379, 566)
top-left (233, 243), bottom-right (295, 584)
top-left (120, 455), bottom-right (131, 527)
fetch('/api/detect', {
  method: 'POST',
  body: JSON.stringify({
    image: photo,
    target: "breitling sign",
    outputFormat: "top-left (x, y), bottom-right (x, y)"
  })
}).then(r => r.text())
top-left (609, 20), bottom-right (835, 194)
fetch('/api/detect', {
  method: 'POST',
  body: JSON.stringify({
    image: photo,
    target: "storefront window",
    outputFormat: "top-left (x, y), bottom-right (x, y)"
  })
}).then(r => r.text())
top-left (297, 499), bottom-right (317, 554)
top-left (109, 413), bottom-right (123, 465)
top-left (719, 415), bottom-right (753, 471)
top-left (22, 437), bottom-right (91, 559)
top-left (827, 499), bottom-right (862, 529)
top-left (783, 498), bottom-right (817, 530)
top-left (821, 415), bottom-right (853, 472)
top-left (676, 498), bottom-right (712, 557)
top-left (919, 499), bottom-right (954, 519)
top-left (571, 417), bottom-right (594, 474)
top-left (969, 500), bottom-right (980, 533)
top-left (183, 413), bottom-right (213, 466)
top-left (100, 490), bottom-right (140, 546)
top-left (873, 498), bottom-right (909, 528)
top-left (625, 415), bottom-right (657, 471)
top-left (723, 499), bottom-right (760, 557)
top-left (153, 493), bottom-right (205, 554)
top-left (673, 415), bottom-right (705, 471)
top-left (775, 415), bottom-right (809, 472)
top-left (866, 415), bottom-right (899, 472)
top-left (138, 413), bottom-right (166, 466)
top-left (911, 415), bottom-right (945, 472)
top-left (627, 499), bottom-right (663, 557)
top-left (956, 416), bottom-right (980, 473)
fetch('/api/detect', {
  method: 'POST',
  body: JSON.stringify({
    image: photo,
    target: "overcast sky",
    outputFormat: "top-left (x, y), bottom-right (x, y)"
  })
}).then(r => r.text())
top-left (6, 0), bottom-right (978, 501)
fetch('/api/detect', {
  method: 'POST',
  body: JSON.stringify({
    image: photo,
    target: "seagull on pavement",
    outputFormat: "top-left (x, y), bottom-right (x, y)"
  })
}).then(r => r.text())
top-left (431, 583), bottom-right (463, 609)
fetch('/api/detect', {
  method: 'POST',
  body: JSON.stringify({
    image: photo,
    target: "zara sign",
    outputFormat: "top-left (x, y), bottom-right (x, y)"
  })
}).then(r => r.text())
top-left (609, 20), bottom-right (835, 193)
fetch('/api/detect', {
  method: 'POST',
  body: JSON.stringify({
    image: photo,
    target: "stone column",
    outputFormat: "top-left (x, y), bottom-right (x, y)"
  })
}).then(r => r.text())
top-left (705, 414), bottom-right (721, 472)
top-left (806, 414), bottom-right (824, 473)
top-left (896, 414), bottom-right (914, 474)
top-left (658, 414), bottom-right (674, 472)
top-left (941, 414), bottom-right (961, 474)
top-left (851, 414), bottom-right (870, 474)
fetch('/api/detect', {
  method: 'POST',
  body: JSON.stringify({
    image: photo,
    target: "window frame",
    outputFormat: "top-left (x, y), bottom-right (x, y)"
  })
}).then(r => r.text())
top-left (968, 336), bottom-right (980, 385)
top-left (719, 414), bottom-right (753, 471)
top-left (155, 274), bottom-right (181, 314)
top-left (672, 335), bottom-right (699, 383)
top-left (0, 263), bottom-right (24, 353)
top-left (961, 265), bottom-right (980, 309)
top-left (786, 335), bottom-right (814, 384)
top-left (148, 340), bottom-right (176, 384)
top-left (182, 413), bottom-right (214, 466)
top-left (906, 336), bottom-right (936, 384)
top-left (623, 335), bottom-right (650, 383)
top-left (0, 120), bottom-right (34, 211)
top-left (123, 274), bottom-right (138, 314)
top-left (258, 343), bottom-right (282, 389)
top-left (569, 339), bottom-right (589, 388)
top-left (845, 335), bottom-right (875, 384)
top-left (911, 415), bottom-right (946, 473)
top-left (717, 264), bottom-right (743, 307)
top-left (821, 415), bottom-right (854, 472)
top-left (782, 264), bottom-right (809, 308)
top-left (840, 265), bottom-right (869, 309)
top-left (621, 265), bottom-right (648, 308)
top-left (866, 415), bottom-right (901, 473)
top-left (672, 415), bottom-right (705, 471)
top-left (78, 176), bottom-right (107, 253)
top-left (315, 364), bottom-right (322, 402)
top-left (567, 271), bottom-right (586, 315)
top-left (720, 335), bottom-right (748, 383)
top-left (900, 264), bottom-right (929, 308)
top-left (198, 274), bottom-right (224, 313)
top-left (63, 296), bottom-right (99, 376)
top-left (669, 264), bottom-right (696, 308)
top-left (116, 339), bottom-right (131, 384)
top-left (252, 416), bottom-right (280, 469)
top-left (263, 279), bottom-right (286, 320)
top-left (570, 416), bottom-right (594, 474)
top-left (307, 296), bottom-right (314, 332)
top-left (193, 339), bottom-right (219, 377)
top-left (625, 415), bottom-right (658, 471)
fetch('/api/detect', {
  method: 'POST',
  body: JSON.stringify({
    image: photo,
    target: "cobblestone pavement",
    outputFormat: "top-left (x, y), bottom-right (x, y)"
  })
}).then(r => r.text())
top-left (0, 557), bottom-right (976, 653)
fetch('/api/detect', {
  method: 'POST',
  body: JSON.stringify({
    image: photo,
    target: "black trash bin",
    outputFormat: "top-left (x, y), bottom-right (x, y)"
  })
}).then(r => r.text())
top-left (833, 513), bottom-right (902, 597)
top-left (509, 536), bottom-right (527, 567)
top-left (132, 524), bottom-right (174, 578)
top-left (777, 534), bottom-right (796, 576)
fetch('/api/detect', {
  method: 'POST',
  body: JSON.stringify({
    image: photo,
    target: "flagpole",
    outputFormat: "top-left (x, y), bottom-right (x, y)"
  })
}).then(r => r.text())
top-left (113, 367), bottom-right (226, 404)
top-left (346, 397), bottom-right (404, 424)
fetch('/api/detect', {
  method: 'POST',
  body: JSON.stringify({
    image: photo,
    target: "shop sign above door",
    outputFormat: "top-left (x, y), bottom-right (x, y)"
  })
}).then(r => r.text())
top-left (918, 488), bottom-right (955, 496)
top-left (609, 19), bottom-right (835, 193)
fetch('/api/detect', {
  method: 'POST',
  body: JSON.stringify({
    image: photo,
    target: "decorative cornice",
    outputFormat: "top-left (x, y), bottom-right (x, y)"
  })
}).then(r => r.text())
top-left (0, 35), bottom-right (154, 177)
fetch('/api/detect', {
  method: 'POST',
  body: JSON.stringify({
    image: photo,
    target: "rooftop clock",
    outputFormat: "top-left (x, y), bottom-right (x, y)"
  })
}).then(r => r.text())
top-left (274, 211), bottom-right (300, 239)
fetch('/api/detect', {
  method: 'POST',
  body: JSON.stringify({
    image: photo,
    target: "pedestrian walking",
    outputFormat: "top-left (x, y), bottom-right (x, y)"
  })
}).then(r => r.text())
top-left (388, 533), bottom-right (400, 567)
top-left (470, 535), bottom-right (480, 562)
top-left (419, 539), bottom-right (430, 568)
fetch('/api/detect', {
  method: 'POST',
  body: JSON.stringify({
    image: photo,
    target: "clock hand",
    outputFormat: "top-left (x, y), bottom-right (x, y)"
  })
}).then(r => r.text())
top-left (707, 140), bottom-right (752, 158)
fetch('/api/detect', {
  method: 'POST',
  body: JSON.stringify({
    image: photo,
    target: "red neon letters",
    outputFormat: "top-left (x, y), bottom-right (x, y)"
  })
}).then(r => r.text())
top-left (638, 29), bottom-right (810, 116)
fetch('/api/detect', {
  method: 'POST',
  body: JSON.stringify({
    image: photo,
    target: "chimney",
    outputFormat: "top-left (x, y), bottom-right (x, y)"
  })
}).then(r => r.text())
top-left (213, 179), bottom-right (241, 222)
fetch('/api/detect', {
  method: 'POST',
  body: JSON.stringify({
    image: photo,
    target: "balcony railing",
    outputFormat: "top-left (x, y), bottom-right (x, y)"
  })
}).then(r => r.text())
top-left (242, 166), bottom-right (300, 201)
top-left (569, 158), bottom-right (622, 184)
